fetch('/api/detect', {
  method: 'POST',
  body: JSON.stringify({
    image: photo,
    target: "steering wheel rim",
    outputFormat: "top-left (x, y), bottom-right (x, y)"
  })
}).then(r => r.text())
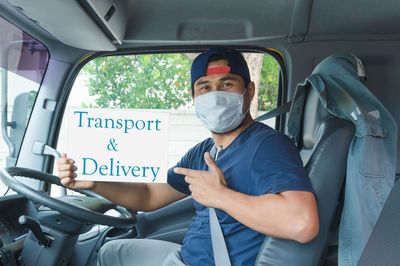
top-left (0, 167), bottom-right (136, 228)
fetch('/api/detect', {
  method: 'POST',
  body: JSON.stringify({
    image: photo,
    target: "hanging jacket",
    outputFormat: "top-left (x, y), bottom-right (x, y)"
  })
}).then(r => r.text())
top-left (287, 53), bottom-right (397, 266)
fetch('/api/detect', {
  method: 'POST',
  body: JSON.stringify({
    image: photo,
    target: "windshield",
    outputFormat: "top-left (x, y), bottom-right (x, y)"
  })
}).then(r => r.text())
top-left (52, 52), bottom-right (279, 196)
top-left (0, 16), bottom-right (49, 195)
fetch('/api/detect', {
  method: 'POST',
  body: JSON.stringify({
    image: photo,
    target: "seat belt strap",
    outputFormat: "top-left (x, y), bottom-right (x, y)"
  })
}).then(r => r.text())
top-left (209, 146), bottom-right (231, 266)
top-left (255, 101), bottom-right (292, 122)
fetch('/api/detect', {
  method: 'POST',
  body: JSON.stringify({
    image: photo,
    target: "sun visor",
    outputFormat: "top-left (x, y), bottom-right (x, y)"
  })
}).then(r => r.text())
top-left (7, 0), bottom-right (128, 51)
top-left (80, 0), bottom-right (128, 45)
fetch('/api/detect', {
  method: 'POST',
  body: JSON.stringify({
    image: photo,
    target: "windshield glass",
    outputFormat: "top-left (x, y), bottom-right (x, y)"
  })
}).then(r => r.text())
top-left (52, 52), bottom-right (279, 196)
top-left (0, 16), bottom-right (49, 195)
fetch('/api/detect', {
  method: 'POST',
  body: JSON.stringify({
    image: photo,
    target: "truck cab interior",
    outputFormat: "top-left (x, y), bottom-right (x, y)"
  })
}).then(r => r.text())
top-left (0, 0), bottom-right (399, 265)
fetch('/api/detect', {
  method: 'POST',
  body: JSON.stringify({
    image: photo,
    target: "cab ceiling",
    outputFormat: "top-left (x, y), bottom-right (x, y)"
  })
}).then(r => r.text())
top-left (4, 0), bottom-right (400, 51)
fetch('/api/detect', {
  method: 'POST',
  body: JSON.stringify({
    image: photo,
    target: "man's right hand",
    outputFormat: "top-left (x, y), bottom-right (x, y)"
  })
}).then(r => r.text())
top-left (57, 153), bottom-right (95, 190)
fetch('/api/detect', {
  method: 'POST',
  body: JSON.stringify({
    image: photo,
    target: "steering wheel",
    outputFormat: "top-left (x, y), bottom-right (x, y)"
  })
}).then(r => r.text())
top-left (0, 167), bottom-right (136, 228)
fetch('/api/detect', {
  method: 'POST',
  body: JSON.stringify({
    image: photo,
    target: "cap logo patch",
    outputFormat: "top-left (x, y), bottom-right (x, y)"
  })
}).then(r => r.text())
top-left (206, 66), bottom-right (231, 76)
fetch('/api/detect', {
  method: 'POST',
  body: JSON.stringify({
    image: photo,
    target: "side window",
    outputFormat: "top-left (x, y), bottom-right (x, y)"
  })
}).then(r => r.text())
top-left (53, 52), bottom-right (279, 196)
top-left (0, 16), bottom-right (49, 195)
top-left (243, 53), bottom-right (279, 127)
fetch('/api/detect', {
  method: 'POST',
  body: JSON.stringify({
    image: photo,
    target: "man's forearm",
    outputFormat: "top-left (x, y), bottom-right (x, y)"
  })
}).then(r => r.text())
top-left (92, 182), bottom-right (187, 212)
top-left (92, 182), bottom-right (151, 211)
top-left (216, 188), bottom-right (319, 243)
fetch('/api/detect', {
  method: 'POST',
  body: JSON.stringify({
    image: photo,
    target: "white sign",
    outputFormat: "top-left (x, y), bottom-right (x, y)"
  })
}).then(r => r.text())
top-left (67, 108), bottom-right (169, 183)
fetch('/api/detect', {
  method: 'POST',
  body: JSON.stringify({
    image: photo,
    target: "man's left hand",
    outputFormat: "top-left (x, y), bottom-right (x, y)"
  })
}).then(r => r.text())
top-left (173, 151), bottom-right (228, 208)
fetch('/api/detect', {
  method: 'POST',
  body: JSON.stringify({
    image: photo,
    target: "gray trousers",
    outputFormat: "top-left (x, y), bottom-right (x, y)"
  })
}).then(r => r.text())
top-left (97, 239), bottom-right (186, 266)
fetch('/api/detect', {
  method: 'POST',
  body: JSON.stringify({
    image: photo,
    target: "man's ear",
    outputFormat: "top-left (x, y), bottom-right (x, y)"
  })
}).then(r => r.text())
top-left (247, 81), bottom-right (255, 101)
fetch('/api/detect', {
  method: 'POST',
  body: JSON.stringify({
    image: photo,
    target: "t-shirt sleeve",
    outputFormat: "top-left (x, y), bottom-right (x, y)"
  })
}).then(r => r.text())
top-left (167, 165), bottom-right (190, 195)
top-left (251, 133), bottom-right (314, 195)
top-left (167, 146), bottom-right (197, 195)
top-left (168, 139), bottom-right (213, 195)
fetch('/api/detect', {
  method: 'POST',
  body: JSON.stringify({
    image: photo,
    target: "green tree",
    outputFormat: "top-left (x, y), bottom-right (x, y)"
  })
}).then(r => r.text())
top-left (82, 54), bottom-right (192, 109)
top-left (82, 53), bottom-right (280, 112)
top-left (258, 56), bottom-right (279, 111)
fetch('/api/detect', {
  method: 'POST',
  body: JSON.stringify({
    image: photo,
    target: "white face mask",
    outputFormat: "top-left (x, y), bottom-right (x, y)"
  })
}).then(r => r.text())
top-left (194, 90), bottom-right (247, 133)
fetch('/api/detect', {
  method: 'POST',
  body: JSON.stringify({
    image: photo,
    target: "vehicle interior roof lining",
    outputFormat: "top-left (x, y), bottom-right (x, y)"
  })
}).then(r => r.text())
top-left (118, 0), bottom-right (400, 45)
top-left (307, 0), bottom-right (400, 37)
top-left (5, 0), bottom-right (400, 52)
top-left (288, 0), bottom-right (313, 43)
top-left (4, 0), bottom-right (296, 50)
top-left (123, 0), bottom-right (294, 42)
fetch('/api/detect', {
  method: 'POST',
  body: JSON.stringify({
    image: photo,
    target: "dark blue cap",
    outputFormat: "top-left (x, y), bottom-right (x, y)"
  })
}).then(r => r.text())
top-left (191, 48), bottom-right (250, 86)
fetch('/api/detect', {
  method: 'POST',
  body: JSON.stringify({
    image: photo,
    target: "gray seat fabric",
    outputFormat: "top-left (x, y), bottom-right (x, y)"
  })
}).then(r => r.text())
top-left (255, 88), bottom-right (354, 266)
top-left (357, 179), bottom-right (400, 265)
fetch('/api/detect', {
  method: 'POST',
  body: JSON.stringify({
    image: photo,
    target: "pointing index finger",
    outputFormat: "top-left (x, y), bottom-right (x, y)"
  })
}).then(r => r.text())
top-left (174, 167), bottom-right (203, 178)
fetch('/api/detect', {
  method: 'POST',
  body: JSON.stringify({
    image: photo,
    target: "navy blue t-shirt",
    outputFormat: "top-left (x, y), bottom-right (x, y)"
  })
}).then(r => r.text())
top-left (167, 122), bottom-right (314, 266)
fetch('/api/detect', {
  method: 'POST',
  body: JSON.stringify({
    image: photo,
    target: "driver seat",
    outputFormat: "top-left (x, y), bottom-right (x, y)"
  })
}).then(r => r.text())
top-left (255, 86), bottom-right (354, 265)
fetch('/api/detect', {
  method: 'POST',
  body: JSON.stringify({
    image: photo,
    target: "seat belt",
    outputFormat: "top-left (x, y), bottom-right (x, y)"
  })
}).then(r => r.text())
top-left (209, 146), bottom-right (231, 266)
top-left (255, 101), bottom-right (292, 122)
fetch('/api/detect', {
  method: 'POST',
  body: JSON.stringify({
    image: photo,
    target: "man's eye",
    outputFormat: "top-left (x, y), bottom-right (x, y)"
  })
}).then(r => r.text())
top-left (223, 83), bottom-right (233, 87)
top-left (200, 86), bottom-right (209, 90)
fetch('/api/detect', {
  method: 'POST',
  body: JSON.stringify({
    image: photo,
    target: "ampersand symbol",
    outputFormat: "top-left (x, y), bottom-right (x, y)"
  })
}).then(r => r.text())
top-left (107, 138), bottom-right (119, 152)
